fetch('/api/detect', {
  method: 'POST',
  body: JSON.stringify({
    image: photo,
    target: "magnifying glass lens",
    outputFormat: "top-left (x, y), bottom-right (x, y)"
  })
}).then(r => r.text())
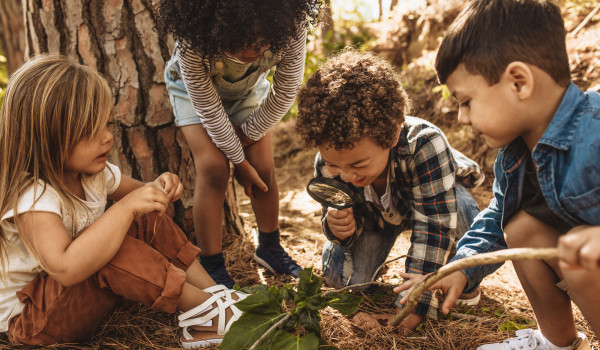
top-left (306, 178), bottom-right (355, 209)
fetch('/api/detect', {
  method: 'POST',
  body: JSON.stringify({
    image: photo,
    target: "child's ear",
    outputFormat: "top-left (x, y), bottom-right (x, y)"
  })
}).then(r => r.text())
top-left (394, 121), bottom-right (403, 143)
top-left (503, 62), bottom-right (534, 100)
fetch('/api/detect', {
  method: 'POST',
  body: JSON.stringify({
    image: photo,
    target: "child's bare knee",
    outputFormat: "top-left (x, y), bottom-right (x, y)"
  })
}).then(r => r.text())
top-left (194, 159), bottom-right (229, 188)
top-left (504, 210), bottom-right (560, 248)
top-left (504, 210), bottom-right (534, 248)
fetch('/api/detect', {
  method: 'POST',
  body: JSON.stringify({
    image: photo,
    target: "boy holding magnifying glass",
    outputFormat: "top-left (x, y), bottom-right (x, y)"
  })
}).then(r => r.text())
top-left (294, 49), bottom-right (484, 332)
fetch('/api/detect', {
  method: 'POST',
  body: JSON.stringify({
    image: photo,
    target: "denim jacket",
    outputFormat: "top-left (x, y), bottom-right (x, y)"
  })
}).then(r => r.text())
top-left (453, 82), bottom-right (600, 293)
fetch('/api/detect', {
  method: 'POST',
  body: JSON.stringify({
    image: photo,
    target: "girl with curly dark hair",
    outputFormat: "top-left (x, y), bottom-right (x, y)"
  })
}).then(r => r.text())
top-left (156, 0), bottom-right (320, 291)
top-left (295, 49), bottom-right (484, 333)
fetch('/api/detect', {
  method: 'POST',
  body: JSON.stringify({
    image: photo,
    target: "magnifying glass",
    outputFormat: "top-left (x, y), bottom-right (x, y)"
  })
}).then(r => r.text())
top-left (306, 177), bottom-right (357, 209)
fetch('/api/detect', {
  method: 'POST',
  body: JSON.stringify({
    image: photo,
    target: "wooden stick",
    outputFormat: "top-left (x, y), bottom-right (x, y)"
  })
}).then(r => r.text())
top-left (570, 3), bottom-right (600, 37)
top-left (390, 247), bottom-right (558, 327)
top-left (248, 314), bottom-right (291, 350)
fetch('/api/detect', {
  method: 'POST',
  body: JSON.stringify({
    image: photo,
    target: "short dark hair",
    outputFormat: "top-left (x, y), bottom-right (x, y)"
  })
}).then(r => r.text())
top-left (435, 0), bottom-right (570, 87)
top-left (295, 49), bottom-right (410, 150)
top-left (155, 0), bottom-right (321, 59)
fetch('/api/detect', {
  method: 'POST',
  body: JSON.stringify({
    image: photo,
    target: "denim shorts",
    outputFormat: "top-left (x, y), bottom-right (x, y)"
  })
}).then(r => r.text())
top-left (164, 55), bottom-right (270, 128)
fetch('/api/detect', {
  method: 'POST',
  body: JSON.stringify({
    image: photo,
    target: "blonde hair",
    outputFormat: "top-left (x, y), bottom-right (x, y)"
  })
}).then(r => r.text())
top-left (0, 55), bottom-right (113, 278)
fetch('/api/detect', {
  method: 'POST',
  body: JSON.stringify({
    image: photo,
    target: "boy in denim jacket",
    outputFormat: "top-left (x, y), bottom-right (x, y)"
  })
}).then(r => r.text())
top-left (294, 50), bottom-right (484, 332)
top-left (397, 0), bottom-right (599, 348)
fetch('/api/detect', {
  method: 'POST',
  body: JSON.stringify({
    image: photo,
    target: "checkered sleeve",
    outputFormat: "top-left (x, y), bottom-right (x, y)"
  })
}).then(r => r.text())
top-left (397, 132), bottom-right (457, 319)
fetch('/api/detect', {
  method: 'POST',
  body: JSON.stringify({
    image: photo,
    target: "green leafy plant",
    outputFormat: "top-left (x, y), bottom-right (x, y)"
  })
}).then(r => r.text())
top-left (220, 268), bottom-right (363, 350)
top-left (0, 53), bottom-right (7, 108)
top-left (432, 84), bottom-right (451, 100)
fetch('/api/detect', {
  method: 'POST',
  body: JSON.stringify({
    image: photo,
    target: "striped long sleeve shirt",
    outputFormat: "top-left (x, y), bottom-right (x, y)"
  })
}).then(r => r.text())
top-left (177, 29), bottom-right (307, 164)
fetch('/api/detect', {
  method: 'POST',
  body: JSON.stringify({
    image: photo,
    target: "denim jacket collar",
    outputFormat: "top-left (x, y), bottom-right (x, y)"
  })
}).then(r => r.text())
top-left (537, 82), bottom-right (585, 151)
top-left (500, 82), bottom-right (585, 173)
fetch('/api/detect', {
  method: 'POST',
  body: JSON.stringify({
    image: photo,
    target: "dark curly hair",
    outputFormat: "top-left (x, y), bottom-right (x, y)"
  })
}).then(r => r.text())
top-left (155, 0), bottom-right (321, 58)
top-left (295, 49), bottom-right (410, 151)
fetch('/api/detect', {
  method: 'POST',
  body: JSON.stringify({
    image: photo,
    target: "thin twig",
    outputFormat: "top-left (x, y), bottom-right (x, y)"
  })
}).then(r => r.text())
top-left (336, 281), bottom-right (392, 293)
top-left (570, 3), bottom-right (600, 37)
top-left (390, 247), bottom-right (558, 327)
top-left (448, 312), bottom-right (494, 322)
top-left (248, 314), bottom-right (292, 350)
top-left (370, 255), bottom-right (408, 282)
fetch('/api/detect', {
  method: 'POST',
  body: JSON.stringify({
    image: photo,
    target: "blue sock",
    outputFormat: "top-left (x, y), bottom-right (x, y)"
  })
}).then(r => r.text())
top-left (258, 228), bottom-right (280, 248)
top-left (200, 252), bottom-right (225, 270)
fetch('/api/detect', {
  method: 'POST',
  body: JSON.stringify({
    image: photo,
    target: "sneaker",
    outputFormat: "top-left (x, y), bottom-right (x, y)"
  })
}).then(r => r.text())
top-left (477, 329), bottom-right (591, 350)
top-left (201, 262), bottom-right (235, 289)
top-left (254, 245), bottom-right (302, 278)
top-left (456, 287), bottom-right (481, 306)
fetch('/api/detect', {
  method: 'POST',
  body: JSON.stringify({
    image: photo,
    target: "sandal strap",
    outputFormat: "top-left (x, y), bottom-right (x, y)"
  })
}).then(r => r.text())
top-left (203, 285), bottom-right (230, 294)
top-left (204, 284), bottom-right (248, 302)
top-left (179, 287), bottom-right (248, 338)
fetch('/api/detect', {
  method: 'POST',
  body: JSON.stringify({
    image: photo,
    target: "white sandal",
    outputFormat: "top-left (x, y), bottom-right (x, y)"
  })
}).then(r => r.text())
top-left (203, 284), bottom-right (248, 300)
top-left (178, 286), bottom-right (247, 349)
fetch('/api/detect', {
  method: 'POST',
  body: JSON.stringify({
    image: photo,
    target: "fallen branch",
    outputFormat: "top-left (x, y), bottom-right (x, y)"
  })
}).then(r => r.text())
top-left (248, 314), bottom-right (291, 350)
top-left (390, 247), bottom-right (558, 327)
top-left (570, 3), bottom-right (600, 37)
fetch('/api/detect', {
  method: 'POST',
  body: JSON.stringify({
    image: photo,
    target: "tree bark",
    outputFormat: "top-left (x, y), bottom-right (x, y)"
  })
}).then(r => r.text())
top-left (389, 0), bottom-right (399, 13)
top-left (0, 0), bottom-right (26, 74)
top-left (22, 0), bottom-right (244, 237)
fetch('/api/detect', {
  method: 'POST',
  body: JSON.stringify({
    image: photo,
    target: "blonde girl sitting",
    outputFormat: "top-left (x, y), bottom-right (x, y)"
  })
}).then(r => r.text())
top-left (0, 55), bottom-right (244, 348)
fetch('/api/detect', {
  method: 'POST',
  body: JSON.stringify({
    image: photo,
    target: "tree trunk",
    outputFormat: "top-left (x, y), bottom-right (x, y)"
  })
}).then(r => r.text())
top-left (0, 0), bottom-right (25, 73)
top-left (22, 0), bottom-right (244, 238)
top-left (390, 0), bottom-right (399, 13)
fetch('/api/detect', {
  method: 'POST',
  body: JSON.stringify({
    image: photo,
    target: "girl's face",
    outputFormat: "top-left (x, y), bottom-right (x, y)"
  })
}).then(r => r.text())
top-left (225, 44), bottom-right (271, 63)
top-left (64, 121), bottom-right (114, 179)
top-left (318, 137), bottom-right (392, 188)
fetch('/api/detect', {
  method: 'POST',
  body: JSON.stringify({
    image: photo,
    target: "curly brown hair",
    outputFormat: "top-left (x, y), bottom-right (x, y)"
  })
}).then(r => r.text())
top-left (295, 49), bottom-right (410, 151)
top-left (155, 0), bottom-right (321, 59)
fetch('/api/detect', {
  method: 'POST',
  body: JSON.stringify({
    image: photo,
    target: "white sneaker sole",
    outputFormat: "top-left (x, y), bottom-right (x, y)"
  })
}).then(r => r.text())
top-left (181, 338), bottom-right (223, 348)
top-left (456, 292), bottom-right (481, 306)
top-left (254, 253), bottom-right (277, 274)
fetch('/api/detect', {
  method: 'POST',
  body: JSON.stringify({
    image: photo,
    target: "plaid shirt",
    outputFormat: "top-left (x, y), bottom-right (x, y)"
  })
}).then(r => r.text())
top-left (315, 116), bottom-right (483, 318)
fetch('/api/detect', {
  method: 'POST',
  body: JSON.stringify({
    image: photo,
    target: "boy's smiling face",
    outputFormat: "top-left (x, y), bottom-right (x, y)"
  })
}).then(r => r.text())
top-left (446, 64), bottom-right (528, 149)
top-left (318, 136), bottom-right (393, 188)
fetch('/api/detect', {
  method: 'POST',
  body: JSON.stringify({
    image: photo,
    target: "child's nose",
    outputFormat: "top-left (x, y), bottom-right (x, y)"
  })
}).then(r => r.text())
top-left (339, 169), bottom-right (356, 183)
top-left (457, 110), bottom-right (470, 125)
top-left (102, 127), bottom-right (114, 144)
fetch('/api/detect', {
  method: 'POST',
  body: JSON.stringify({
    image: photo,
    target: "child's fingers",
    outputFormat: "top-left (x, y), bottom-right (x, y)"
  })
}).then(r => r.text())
top-left (243, 184), bottom-right (254, 199)
top-left (558, 235), bottom-right (585, 269)
top-left (440, 288), bottom-right (462, 314)
top-left (330, 224), bottom-right (355, 239)
top-left (253, 177), bottom-right (268, 192)
top-left (162, 180), bottom-right (173, 196)
top-left (393, 282), bottom-right (412, 295)
top-left (351, 312), bottom-right (381, 331)
top-left (172, 182), bottom-right (184, 202)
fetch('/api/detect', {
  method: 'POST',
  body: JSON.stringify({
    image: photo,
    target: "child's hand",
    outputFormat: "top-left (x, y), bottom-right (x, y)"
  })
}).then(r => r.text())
top-left (234, 159), bottom-right (268, 198)
top-left (558, 225), bottom-right (600, 271)
top-left (325, 207), bottom-right (355, 240)
top-left (152, 172), bottom-right (183, 202)
top-left (119, 183), bottom-right (169, 217)
top-left (394, 271), bottom-right (468, 315)
top-left (352, 310), bottom-right (422, 335)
